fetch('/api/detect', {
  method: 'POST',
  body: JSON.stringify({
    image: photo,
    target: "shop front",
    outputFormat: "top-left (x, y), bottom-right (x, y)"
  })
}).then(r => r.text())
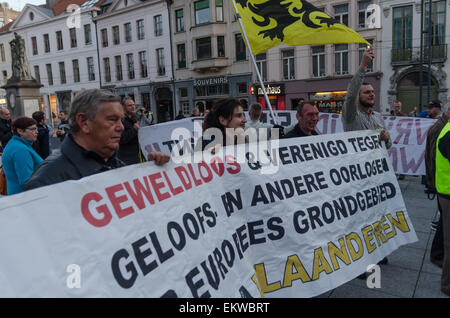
top-left (309, 91), bottom-right (346, 113)
top-left (251, 83), bottom-right (286, 110)
top-left (174, 74), bottom-right (251, 116)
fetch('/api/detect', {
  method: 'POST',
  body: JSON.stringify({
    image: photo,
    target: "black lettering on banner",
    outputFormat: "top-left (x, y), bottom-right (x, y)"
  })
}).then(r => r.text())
top-left (221, 189), bottom-right (243, 217)
top-left (111, 249), bottom-right (138, 289)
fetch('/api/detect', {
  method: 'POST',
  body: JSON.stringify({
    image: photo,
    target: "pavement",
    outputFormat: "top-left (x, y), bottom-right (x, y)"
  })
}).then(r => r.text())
top-left (317, 175), bottom-right (449, 298)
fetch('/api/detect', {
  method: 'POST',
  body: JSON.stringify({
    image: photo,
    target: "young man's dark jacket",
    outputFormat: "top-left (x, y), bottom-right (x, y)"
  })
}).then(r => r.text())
top-left (118, 114), bottom-right (141, 165)
top-left (0, 118), bottom-right (12, 148)
top-left (33, 123), bottom-right (50, 159)
top-left (24, 134), bottom-right (125, 191)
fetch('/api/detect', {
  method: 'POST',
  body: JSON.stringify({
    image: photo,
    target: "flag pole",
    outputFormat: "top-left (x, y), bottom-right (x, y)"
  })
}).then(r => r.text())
top-left (231, 0), bottom-right (279, 125)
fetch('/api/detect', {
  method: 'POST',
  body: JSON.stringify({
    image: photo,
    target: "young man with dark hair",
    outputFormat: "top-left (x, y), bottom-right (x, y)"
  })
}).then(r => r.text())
top-left (31, 111), bottom-right (51, 159)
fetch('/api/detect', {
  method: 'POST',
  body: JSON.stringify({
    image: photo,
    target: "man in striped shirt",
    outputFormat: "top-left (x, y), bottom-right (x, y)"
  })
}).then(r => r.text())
top-left (342, 47), bottom-right (392, 149)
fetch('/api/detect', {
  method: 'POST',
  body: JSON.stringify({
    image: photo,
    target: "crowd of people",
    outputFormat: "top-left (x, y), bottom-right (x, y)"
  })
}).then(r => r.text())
top-left (0, 47), bottom-right (449, 296)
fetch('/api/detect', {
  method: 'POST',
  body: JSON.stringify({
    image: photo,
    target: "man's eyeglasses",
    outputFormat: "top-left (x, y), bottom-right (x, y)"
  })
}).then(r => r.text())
top-left (25, 127), bottom-right (38, 131)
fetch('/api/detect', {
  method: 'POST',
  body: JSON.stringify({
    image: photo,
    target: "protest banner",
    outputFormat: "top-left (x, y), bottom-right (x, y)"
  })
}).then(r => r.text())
top-left (0, 130), bottom-right (417, 297)
top-left (139, 111), bottom-right (435, 176)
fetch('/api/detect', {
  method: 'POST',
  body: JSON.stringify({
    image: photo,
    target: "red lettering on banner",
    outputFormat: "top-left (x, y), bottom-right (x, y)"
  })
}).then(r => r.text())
top-left (79, 159), bottom-right (242, 227)
top-left (148, 172), bottom-right (171, 202)
top-left (187, 164), bottom-right (203, 186)
top-left (393, 118), bottom-right (413, 145)
top-left (226, 155), bottom-right (241, 174)
top-left (210, 157), bottom-right (225, 176)
top-left (415, 119), bottom-right (431, 145)
top-left (106, 184), bottom-right (135, 219)
top-left (123, 177), bottom-right (155, 209)
top-left (162, 171), bottom-right (184, 195)
top-left (175, 166), bottom-right (193, 190)
top-left (400, 147), bottom-right (424, 173)
top-left (81, 192), bottom-right (112, 227)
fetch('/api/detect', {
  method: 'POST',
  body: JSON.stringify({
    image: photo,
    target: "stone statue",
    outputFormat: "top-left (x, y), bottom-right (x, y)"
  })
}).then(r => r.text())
top-left (10, 32), bottom-right (32, 81)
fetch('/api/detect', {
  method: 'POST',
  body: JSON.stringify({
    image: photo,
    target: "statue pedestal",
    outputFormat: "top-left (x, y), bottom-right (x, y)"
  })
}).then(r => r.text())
top-left (1, 79), bottom-right (43, 118)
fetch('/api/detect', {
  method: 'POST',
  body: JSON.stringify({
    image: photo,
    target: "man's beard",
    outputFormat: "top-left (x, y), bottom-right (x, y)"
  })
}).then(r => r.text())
top-left (360, 100), bottom-right (374, 108)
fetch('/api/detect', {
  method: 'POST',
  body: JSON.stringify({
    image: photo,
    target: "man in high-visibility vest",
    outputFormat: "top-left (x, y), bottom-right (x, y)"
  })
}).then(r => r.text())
top-left (436, 121), bottom-right (450, 296)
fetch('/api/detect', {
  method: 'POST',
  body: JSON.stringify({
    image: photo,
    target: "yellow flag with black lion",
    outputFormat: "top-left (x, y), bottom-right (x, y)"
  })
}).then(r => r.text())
top-left (232, 0), bottom-right (370, 55)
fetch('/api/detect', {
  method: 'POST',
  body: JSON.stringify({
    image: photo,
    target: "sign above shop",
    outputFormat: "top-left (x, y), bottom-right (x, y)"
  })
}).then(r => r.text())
top-left (193, 76), bottom-right (228, 87)
top-left (251, 83), bottom-right (285, 96)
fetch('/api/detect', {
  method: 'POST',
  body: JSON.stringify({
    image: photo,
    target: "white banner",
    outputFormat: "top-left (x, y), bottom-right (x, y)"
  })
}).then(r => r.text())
top-left (139, 112), bottom-right (436, 176)
top-left (0, 130), bottom-right (417, 297)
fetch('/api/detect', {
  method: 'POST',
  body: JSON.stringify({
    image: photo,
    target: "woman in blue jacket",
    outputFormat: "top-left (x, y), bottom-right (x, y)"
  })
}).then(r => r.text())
top-left (2, 117), bottom-right (43, 195)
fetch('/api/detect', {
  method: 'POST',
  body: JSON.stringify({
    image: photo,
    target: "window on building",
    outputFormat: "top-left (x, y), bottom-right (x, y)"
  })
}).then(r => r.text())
top-left (177, 43), bottom-right (186, 68)
top-left (112, 26), bottom-right (120, 45)
top-left (195, 0), bottom-right (210, 25)
top-left (235, 33), bottom-right (246, 61)
top-left (154, 15), bottom-right (163, 36)
top-left (216, 0), bottom-right (224, 22)
top-left (334, 4), bottom-right (349, 26)
top-left (59, 62), bottom-right (66, 84)
top-left (72, 60), bottom-right (80, 82)
top-left (176, 9), bottom-right (184, 32)
top-left (2, 70), bottom-right (6, 85)
top-left (0, 44), bottom-right (5, 61)
top-left (139, 51), bottom-right (148, 78)
top-left (70, 28), bottom-right (77, 48)
top-left (359, 39), bottom-right (374, 72)
top-left (237, 83), bottom-right (247, 95)
top-left (84, 24), bottom-right (92, 45)
top-left (124, 23), bottom-right (132, 42)
top-left (46, 63), bottom-right (53, 85)
top-left (127, 53), bottom-right (135, 79)
top-left (393, 6), bottom-right (412, 60)
top-left (56, 31), bottom-right (63, 50)
top-left (334, 44), bottom-right (349, 75)
top-left (104, 57), bottom-right (111, 82)
top-left (255, 53), bottom-right (267, 81)
top-left (87, 57), bottom-right (95, 81)
top-left (34, 65), bottom-right (40, 83)
top-left (358, 0), bottom-right (373, 28)
top-left (101, 28), bottom-right (108, 47)
top-left (424, 1), bottom-right (446, 47)
top-left (312, 46), bottom-right (326, 77)
top-left (115, 56), bottom-right (123, 81)
top-left (137, 19), bottom-right (145, 40)
top-left (196, 37), bottom-right (212, 59)
top-left (44, 34), bottom-right (50, 52)
top-left (157, 48), bottom-right (165, 76)
top-left (282, 49), bottom-right (295, 80)
top-left (217, 36), bottom-right (225, 57)
top-left (31, 36), bottom-right (38, 55)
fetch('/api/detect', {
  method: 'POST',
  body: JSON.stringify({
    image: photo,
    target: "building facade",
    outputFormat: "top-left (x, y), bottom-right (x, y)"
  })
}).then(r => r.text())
top-left (9, 0), bottom-right (102, 126)
top-left (380, 0), bottom-right (449, 115)
top-left (249, 0), bottom-right (383, 113)
top-left (170, 0), bottom-right (252, 116)
top-left (95, 0), bottom-right (174, 123)
top-left (0, 3), bottom-right (19, 28)
top-left (0, 22), bottom-right (14, 107)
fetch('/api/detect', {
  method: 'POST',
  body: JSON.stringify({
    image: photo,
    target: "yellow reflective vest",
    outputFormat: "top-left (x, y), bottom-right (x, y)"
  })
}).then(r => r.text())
top-left (436, 122), bottom-right (450, 195)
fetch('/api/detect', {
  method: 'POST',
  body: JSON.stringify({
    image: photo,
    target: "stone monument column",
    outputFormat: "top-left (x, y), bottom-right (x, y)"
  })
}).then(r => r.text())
top-left (1, 32), bottom-right (43, 118)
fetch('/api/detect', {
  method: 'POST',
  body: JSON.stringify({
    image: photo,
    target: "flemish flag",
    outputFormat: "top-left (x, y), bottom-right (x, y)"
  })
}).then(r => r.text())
top-left (232, 0), bottom-right (370, 55)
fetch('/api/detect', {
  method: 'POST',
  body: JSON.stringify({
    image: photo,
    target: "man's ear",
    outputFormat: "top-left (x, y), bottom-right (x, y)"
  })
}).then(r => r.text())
top-left (296, 112), bottom-right (301, 121)
top-left (76, 113), bottom-right (90, 134)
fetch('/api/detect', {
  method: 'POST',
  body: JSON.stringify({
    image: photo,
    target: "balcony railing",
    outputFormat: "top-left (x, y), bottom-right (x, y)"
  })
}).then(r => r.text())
top-left (392, 44), bottom-right (447, 64)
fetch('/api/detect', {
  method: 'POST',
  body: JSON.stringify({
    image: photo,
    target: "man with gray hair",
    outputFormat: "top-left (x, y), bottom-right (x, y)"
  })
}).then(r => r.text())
top-left (24, 89), bottom-right (169, 190)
